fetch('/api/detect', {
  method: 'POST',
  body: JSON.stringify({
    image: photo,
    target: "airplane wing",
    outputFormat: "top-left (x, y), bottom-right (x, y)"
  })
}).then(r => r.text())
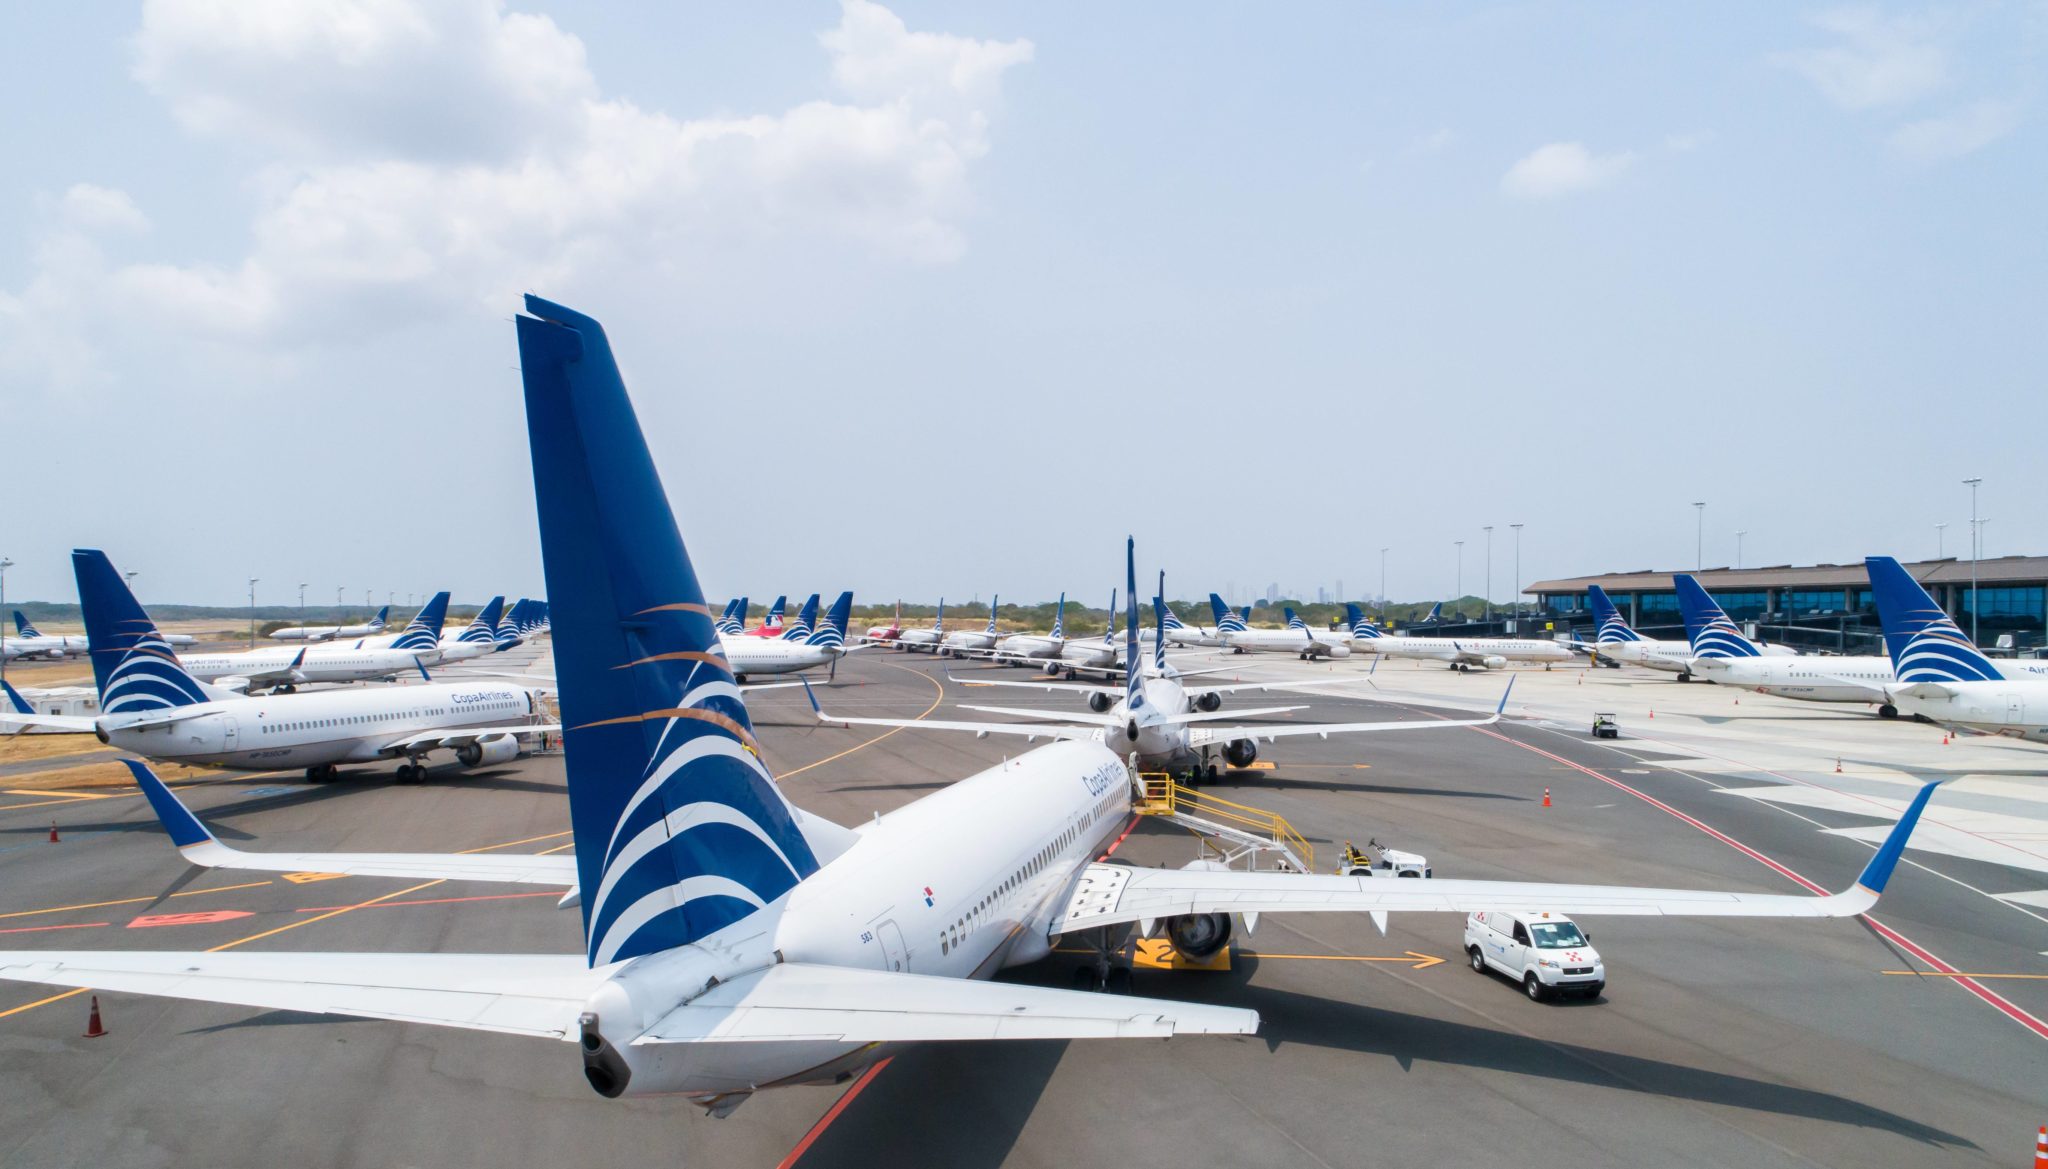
top-left (1056, 782), bottom-right (1937, 933)
top-left (1159, 705), bottom-right (1308, 725)
top-left (945, 673), bottom-right (1119, 695)
top-left (129, 762), bottom-right (578, 887)
top-left (1185, 712), bottom-right (1497, 745)
top-left (373, 723), bottom-right (562, 758)
top-left (0, 951), bottom-right (603, 1039)
top-left (0, 712), bottom-right (99, 732)
top-left (803, 682), bottom-right (1100, 743)
top-left (958, 704), bottom-right (1125, 727)
top-left (639, 962), bottom-right (1256, 1044)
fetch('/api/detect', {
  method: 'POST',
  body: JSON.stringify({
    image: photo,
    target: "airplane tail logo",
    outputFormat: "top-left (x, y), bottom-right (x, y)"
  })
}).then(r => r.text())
top-left (808, 591), bottom-right (853, 647)
top-left (780, 594), bottom-right (820, 641)
top-left (1283, 607), bottom-right (1308, 631)
top-left (1123, 540), bottom-right (1142, 710)
top-left (763, 596), bottom-right (786, 630)
top-left (13, 611), bottom-right (43, 638)
top-left (1344, 602), bottom-right (1383, 639)
top-left (1210, 593), bottom-right (1247, 633)
top-left (985, 594), bottom-right (999, 634)
top-left (72, 549), bottom-right (212, 713)
top-left (493, 599), bottom-right (525, 650)
top-left (516, 295), bottom-right (819, 967)
top-left (458, 597), bottom-right (506, 644)
top-left (1102, 589), bottom-right (1118, 644)
top-left (1865, 556), bottom-right (2004, 682)
top-left (1587, 585), bottom-right (1641, 643)
top-left (368, 605), bottom-right (390, 630)
top-left (390, 592), bottom-right (451, 650)
top-left (1159, 600), bottom-right (1185, 631)
top-left (1151, 574), bottom-right (1168, 674)
top-left (1422, 602), bottom-right (1442, 624)
top-left (1050, 593), bottom-right (1066, 640)
top-left (715, 599), bottom-right (740, 634)
top-left (932, 598), bottom-right (945, 634)
top-left (1672, 575), bottom-right (1759, 659)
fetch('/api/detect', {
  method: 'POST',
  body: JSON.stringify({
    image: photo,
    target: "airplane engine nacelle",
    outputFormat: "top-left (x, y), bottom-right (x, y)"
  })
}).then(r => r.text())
top-left (1481, 655), bottom-right (1507, 670)
top-left (1043, 662), bottom-right (1063, 676)
top-left (1087, 691), bottom-right (1113, 713)
top-left (1323, 643), bottom-right (1352, 658)
top-left (1196, 692), bottom-right (1222, 713)
top-left (1222, 738), bottom-right (1257, 768)
top-left (1162, 857), bottom-right (1233, 961)
top-left (456, 734), bottom-right (519, 769)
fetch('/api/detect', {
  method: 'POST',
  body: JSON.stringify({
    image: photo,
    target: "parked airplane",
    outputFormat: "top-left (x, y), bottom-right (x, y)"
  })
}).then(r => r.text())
top-left (1160, 599), bottom-right (1223, 647)
top-left (777, 594), bottom-right (821, 642)
top-left (177, 642), bottom-right (433, 693)
top-left (0, 299), bottom-right (1939, 1120)
top-left (1215, 603), bottom-right (1349, 659)
top-left (9, 611), bottom-right (90, 657)
top-left (1343, 604), bottom-right (1571, 671)
top-left (895, 599), bottom-right (946, 651)
top-left (862, 601), bottom-right (905, 644)
top-left (270, 606), bottom-right (390, 642)
top-left (1674, 575), bottom-right (1896, 712)
top-left (435, 597), bottom-right (508, 663)
top-left (1863, 555), bottom-right (2048, 740)
top-left (1580, 582), bottom-right (1792, 679)
top-left (994, 593), bottom-right (1068, 667)
top-left (741, 595), bottom-right (789, 638)
top-left (362, 592), bottom-right (453, 662)
top-left (714, 597), bottom-right (748, 634)
top-left (722, 591), bottom-right (857, 682)
top-left (941, 596), bottom-right (1004, 655)
top-left (1057, 590), bottom-right (1125, 671)
top-left (0, 552), bottom-right (553, 782)
top-left (1418, 602), bottom-right (1443, 624)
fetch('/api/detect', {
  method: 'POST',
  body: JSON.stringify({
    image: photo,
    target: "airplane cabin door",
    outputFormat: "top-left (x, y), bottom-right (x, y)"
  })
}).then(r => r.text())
top-left (877, 920), bottom-right (909, 973)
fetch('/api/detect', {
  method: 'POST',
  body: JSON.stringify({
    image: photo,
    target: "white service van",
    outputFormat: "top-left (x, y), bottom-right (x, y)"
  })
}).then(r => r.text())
top-left (1464, 910), bottom-right (1605, 1001)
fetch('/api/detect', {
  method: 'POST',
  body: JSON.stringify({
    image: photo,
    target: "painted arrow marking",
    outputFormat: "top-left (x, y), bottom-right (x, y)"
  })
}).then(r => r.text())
top-left (1246, 950), bottom-right (1445, 970)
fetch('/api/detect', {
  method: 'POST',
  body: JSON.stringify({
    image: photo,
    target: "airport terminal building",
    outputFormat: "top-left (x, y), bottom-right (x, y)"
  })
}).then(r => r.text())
top-left (1526, 556), bottom-right (2048, 651)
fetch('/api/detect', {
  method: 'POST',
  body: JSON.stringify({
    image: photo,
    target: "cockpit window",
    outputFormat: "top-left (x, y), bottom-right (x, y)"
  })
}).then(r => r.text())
top-left (1529, 921), bottom-right (1587, 949)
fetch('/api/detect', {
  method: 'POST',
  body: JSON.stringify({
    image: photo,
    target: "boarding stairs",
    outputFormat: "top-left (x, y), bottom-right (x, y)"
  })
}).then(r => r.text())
top-left (1131, 772), bottom-right (1312, 874)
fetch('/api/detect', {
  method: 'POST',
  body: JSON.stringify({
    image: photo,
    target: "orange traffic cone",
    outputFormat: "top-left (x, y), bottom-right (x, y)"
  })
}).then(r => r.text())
top-left (1835, 758), bottom-right (1843, 774)
top-left (48, 822), bottom-right (59, 843)
top-left (1648, 709), bottom-right (1655, 719)
top-left (1542, 787), bottom-right (1552, 808)
top-left (83, 995), bottom-right (106, 1039)
top-left (2034, 1124), bottom-right (2046, 1169)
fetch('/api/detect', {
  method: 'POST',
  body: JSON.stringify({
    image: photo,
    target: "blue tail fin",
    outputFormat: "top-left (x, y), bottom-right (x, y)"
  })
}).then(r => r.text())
top-left (517, 295), bottom-right (818, 967)
top-left (933, 598), bottom-right (945, 634)
top-left (1344, 602), bottom-right (1382, 639)
top-left (390, 592), bottom-right (451, 650)
top-left (1159, 600), bottom-right (1185, 631)
top-left (986, 595), bottom-right (999, 634)
top-left (1586, 585), bottom-right (1640, 643)
top-left (1103, 589), bottom-right (1118, 644)
top-left (369, 605), bottom-right (390, 630)
top-left (1210, 594), bottom-right (1247, 633)
top-left (764, 595), bottom-right (786, 628)
top-left (1672, 575), bottom-right (1759, 659)
top-left (1050, 593), bottom-right (1066, 640)
top-left (1239, 606), bottom-right (1251, 624)
top-left (72, 549), bottom-right (216, 712)
top-left (809, 591), bottom-right (853, 646)
top-left (1423, 602), bottom-right (1442, 624)
top-left (1152, 575), bottom-right (1168, 674)
top-left (1123, 541), bottom-right (1143, 708)
top-left (1283, 606), bottom-right (1308, 630)
top-left (13, 610), bottom-right (40, 638)
top-left (458, 597), bottom-right (506, 644)
top-left (780, 594), bottom-right (820, 641)
top-left (1865, 556), bottom-right (2003, 682)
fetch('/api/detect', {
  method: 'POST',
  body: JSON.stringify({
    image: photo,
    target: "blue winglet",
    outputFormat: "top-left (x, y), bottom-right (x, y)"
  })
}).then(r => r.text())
top-left (415, 656), bottom-right (433, 682)
top-left (1495, 675), bottom-right (1516, 714)
top-left (798, 674), bottom-right (822, 715)
top-left (125, 759), bottom-right (213, 849)
top-left (1854, 781), bottom-right (1939, 895)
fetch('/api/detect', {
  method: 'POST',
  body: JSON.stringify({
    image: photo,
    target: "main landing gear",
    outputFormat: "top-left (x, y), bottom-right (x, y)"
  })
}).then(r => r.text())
top-left (1069, 924), bottom-right (1136, 994)
top-left (305, 764), bottom-right (340, 783)
top-left (393, 761), bottom-right (428, 784)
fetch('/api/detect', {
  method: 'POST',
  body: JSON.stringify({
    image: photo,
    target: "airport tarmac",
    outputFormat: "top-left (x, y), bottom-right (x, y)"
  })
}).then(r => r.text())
top-left (0, 650), bottom-right (2043, 1167)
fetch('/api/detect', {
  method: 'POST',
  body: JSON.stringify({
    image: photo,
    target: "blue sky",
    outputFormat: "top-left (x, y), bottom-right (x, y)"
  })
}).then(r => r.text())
top-left (2, 2), bottom-right (2041, 608)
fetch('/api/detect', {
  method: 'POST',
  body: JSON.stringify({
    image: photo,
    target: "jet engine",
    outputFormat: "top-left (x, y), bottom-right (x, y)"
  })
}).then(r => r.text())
top-left (1195, 692), bottom-right (1222, 713)
top-left (1222, 738), bottom-right (1257, 768)
top-left (1161, 858), bottom-right (1234, 960)
top-left (1087, 691), bottom-right (1113, 713)
top-left (1043, 661), bottom-right (1063, 676)
top-left (456, 734), bottom-right (520, 769)
top-left (1481, 655), bottom-right (1507, 670)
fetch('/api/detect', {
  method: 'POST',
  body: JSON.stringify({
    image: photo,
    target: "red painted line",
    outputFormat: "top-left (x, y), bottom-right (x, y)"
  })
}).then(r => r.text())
top-left (0, 921), bottom-right (108, 935)
top-left (1099, 814), bottom-right (1140, 860)
top-left (1476, 725), bottom-right (2048, 1041)
top-left (294, 890), bottom-right (560, 913)
top-left (777, 1056), bottom-right (893, 1169)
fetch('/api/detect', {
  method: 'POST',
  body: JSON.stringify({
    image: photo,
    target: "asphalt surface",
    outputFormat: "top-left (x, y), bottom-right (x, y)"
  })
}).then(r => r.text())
top-left (0, 650), bottom-right (2042, 1168)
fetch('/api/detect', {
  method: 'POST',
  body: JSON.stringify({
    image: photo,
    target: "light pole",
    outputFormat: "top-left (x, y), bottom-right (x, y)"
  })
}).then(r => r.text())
top-left (1692, 502), bottom-right (1706, 571)
top-left (1510, 523), bottom-right (1524, 620)
top-left (1483, 525), bottom-right (1494, 623)
top-left (1379, 547), bottom-right (1388, 615)
top-left (1964, 477), bottom-right (1982, 643)
top-left (248, 578), bottom-right (260, 649)
top-left (298, 582), bottom-right (308, 637)
top-left (1453, 540), bottom-right (1464, 617)
top-left (125, 570), bottom-right (139, 591)
top-left (1935, 523), bottom-right (1947, 559)
top-left (1735, 530), bottom-right (1747, 571)
top-left (0, 557), bottom-right (12, 686)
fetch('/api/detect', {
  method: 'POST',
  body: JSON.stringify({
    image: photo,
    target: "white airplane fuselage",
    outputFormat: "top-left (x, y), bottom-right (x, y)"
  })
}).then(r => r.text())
top-left (1222, 628), bottom-right (1350, 658)
top-left (895, 629), bottom-right (943, 651)
top-left (720, 635), bottom-right (843, 678)
top-left (1592, 639), bottom-right (1695, 673)
top-left (1353, 635), bottom-right (1570, 667)
top-left (1889, 681), bottom-right (2048, 742)
top-left (941, 629), bottom-right (1000, 653)
top-left (96, 684), bottom-right (546, 770)
top-left (1689, 655), bottom-right (1896, 704)
top-left (180, 644), bottom-right (429, 688)
top-left (435, 633), bottom-right (500, 663)
top-left (996, 633), bottom-right (1065, 661)
top-left (583, 740), bottom-right (1133, 1100)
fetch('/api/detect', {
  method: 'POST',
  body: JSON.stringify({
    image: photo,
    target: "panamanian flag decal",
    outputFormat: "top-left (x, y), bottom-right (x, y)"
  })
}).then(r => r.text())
top-left (923, 886), bottom-right (935, 907)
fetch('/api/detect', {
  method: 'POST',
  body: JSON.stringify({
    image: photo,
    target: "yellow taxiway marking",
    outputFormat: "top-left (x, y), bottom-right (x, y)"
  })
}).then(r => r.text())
top-left (1247, 950), bottom-right (1445, 970)
top-left (777, 662), bottom-right (945, 781)
top-left (0, 880), bottom-right (274, 922)
top-left (0, 987), bottom-right (89, 1019)
top-left (3, 788), bottom-right (123, 800)
top-left (1881, 970), bottom-right (2048, 980)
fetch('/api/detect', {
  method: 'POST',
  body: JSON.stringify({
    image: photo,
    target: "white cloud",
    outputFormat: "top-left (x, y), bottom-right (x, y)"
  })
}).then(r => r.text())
top-left (1500, 142), bottom-right (1636, 199)
top-left (1774, 8), bottom-right (1948, 110)
top-left (5, 0), bottom-right (1033, 379)
top-left (1889, 98), bottom-right (2023, 161)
